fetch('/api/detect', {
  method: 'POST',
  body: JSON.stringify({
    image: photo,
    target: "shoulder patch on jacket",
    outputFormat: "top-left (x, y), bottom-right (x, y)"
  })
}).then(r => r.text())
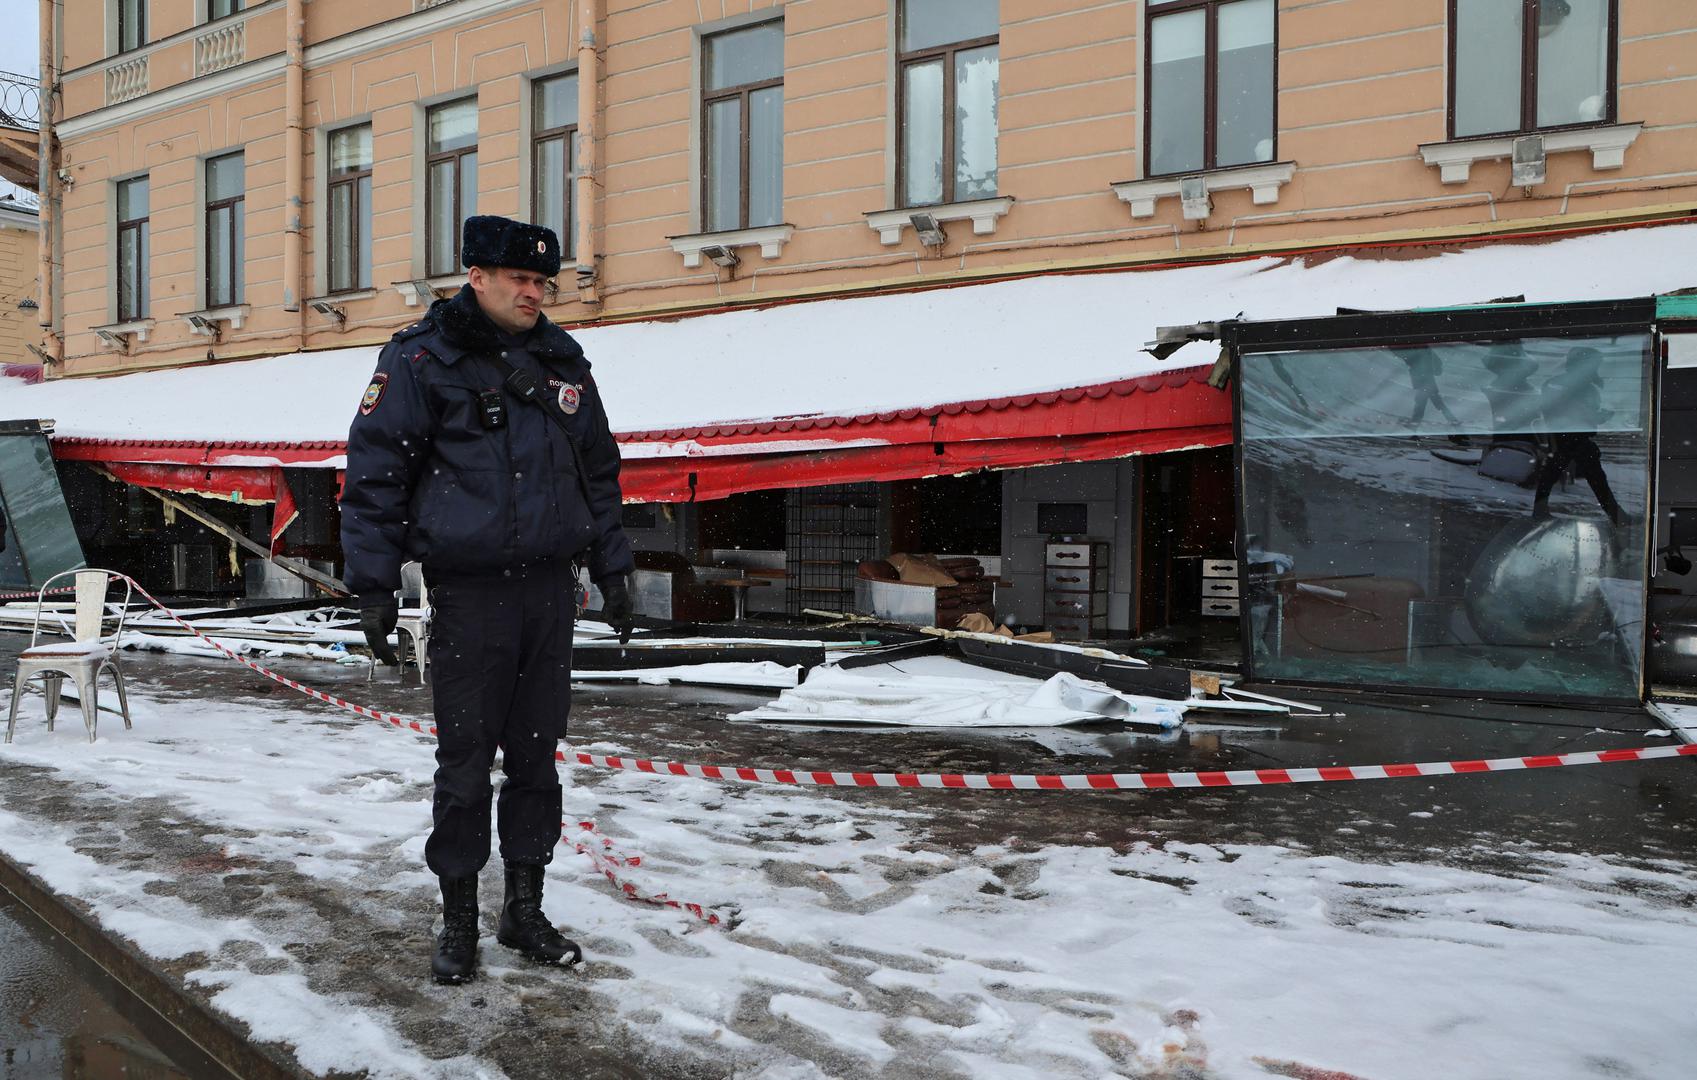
top-left (391, 321), bottom-right (431, 344)
top-left (360, 373), bottom-right (389, 415)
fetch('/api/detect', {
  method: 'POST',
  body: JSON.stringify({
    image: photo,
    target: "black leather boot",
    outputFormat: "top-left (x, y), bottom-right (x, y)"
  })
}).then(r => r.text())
top-left (432, 875), bottom-right (480, 984)
top-left (497, 863), bottom-right (583, 966)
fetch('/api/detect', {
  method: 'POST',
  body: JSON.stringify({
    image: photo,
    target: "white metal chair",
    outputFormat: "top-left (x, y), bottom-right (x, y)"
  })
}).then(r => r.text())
top-left (6, 569), bottom-right (133, 744)
top-left (369, 562), bottom-right (431, 682)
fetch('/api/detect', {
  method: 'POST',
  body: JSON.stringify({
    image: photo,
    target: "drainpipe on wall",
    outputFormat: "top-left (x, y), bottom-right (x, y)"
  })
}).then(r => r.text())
top-left (575, 0), bottom-right (600, 306)
top-left (36, 0), bottom-right (62, 367)
top-left (283, 0), bottom-right (305, 330)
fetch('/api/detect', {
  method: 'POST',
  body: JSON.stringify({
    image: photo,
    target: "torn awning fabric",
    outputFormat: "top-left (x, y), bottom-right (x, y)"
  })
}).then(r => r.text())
top-left (96, 462), bottom-right (299, 552)
top-left (613, 367), bottom-right (1232, 502)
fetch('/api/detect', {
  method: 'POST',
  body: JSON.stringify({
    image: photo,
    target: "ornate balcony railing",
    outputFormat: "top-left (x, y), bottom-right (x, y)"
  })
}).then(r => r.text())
top-left (195, 21), bottom-right (247, 77)
top-left (0, 69), bottom-right (40, 131)
top-left (105, 55), bottom-right (149, 105)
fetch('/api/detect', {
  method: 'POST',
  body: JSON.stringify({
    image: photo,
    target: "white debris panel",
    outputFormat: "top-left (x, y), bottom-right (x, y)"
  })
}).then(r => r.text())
top-left (731, 663), bottom-right (1191, 729)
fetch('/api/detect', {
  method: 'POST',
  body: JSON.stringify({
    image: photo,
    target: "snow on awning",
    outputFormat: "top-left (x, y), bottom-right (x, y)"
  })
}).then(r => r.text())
top-left (5, 221), bottom-right (1694, 498)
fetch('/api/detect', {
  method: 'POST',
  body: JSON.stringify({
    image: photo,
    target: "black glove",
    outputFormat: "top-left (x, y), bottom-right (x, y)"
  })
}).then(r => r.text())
top-left (599, 575), bottom-right (634, 645)
top-left (359, 592), bottom-right (400, 666)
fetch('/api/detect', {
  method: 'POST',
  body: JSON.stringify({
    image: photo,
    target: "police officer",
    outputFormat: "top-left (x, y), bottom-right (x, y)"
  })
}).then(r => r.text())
top-left (340, 215), bottom-right (634, 984)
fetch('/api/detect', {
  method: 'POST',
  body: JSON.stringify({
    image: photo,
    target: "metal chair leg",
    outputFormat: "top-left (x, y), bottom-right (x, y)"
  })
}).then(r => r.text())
top-left (75, 670), bottom-right (98, 743)
top-left (5, 675), bottom-right (24, 744)
top-left (43, 673), bottom-right (60, 729)
top-left (108, 663), bottom-right (132, 730)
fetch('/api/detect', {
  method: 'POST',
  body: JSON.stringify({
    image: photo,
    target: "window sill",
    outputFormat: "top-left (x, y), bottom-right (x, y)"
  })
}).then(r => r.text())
top-left (865, 197), bottom-right (1014, 246)
top-left (311, 289), bottom-right (378, 304)
top-left (180, 305), bottom-right (249, 336)
top-left (392, 278), bottom-right (459, 307)
top-left (1418, 123), bottom-right (1641, 184)
top-left (93, 318), bottom-right (154, 348)
top-left (1111, 161), bottom-right (1295, 220)
top-left (668, 224), bottom-right (795, 269)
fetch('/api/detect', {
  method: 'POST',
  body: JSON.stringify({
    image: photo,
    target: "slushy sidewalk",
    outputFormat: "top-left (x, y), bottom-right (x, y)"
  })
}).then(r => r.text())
top-left (2, 639), bottom-right (1695, 1080)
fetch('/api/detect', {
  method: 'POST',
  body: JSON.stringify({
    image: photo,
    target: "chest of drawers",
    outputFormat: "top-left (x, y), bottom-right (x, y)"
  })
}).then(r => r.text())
top-left (1044, 541), bottom-right (1109, 640)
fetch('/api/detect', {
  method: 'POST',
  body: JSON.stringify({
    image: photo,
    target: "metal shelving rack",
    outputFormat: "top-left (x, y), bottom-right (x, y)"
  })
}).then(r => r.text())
top-left (785, 483), bottom-right (880, 615)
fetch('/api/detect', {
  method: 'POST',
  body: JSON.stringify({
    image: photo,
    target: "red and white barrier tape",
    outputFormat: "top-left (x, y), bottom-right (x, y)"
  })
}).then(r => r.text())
top-left (568, 744), bottom-right (1697, 791)
top-left (0, 585), bottom-right (80, 603)
top-left (570, 821), bottom-right (722, 926)
top-left (107, 576), bottom-right (729, 923)
top-left (111, 574), bottom-right (1697, 795)
top-left (69, 575), bottom-right (1695, 924)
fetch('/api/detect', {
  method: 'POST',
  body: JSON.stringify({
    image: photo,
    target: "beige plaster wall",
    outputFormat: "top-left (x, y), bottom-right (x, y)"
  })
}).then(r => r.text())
top-left (0, 217), bottom-right (40, 365)
top-left (46, 0), bottom-right (1697, 375)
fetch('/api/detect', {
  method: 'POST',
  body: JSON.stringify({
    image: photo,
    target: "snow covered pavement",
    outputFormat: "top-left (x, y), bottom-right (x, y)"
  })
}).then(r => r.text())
top-left (1, 649), bottom-right (1695, 1079)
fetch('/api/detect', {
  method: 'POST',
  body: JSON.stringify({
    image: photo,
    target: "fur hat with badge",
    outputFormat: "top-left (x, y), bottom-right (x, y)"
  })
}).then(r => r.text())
top-left (460, 215), bottom-right (562, 278)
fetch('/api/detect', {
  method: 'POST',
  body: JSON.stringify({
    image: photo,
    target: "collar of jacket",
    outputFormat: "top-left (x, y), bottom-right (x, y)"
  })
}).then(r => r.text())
top-left (423, 284), bottom-right (588, 369)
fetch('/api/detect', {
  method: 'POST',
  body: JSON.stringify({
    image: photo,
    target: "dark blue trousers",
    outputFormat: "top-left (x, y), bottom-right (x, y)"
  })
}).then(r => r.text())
top-left (423, 562), bottom-right (574, 879)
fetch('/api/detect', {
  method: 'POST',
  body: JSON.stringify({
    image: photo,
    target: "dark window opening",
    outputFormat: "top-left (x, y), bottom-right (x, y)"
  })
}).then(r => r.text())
top-left (700, 489), bottom-right (786, 551)
top-left (116, 176), bottom-right (149, 322)
top-left (118, 0), bottom-right (147, 53)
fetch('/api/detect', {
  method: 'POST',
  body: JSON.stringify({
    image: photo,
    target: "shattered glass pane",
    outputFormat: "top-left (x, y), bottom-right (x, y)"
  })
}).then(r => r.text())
top-left (1239, 335), bottom-right (1652, 700)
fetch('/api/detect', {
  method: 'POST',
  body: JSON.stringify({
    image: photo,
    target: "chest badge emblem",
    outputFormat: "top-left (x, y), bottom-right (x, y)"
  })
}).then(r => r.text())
top-left (558, 383), bottom-right (581, 415)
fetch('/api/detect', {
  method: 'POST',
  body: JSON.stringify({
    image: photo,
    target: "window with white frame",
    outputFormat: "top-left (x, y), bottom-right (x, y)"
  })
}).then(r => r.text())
top-left (426, 99), bottom-right (478, 277)
top-left (117, 0), bottom-right (147, 53)
top-left (327, 125), bottom-right (372, 294)
top-left (204, 152), bottom-right (244, 308)
top-left (702, 20), bottom-right (784, 233)
top-left (898, 0), bottom-right (999, 208)
top-left (532, 73), bottom-right (579, 254)
top-left (1146, 0), bottom-right (1275, 177)
top-left (1451, 0), bottom-right (1617, 139)
top-left (116, 176), bottom-right (149, 322)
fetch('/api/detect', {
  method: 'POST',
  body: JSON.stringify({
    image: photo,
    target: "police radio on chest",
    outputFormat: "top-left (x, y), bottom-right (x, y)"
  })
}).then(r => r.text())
top-left (477, 389), bottom-right (507, 429)
top-left (504, 368), bottom-right (540, 403)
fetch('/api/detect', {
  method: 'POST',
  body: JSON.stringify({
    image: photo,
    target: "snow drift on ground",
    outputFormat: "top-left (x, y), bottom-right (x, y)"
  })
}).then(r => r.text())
top-left (1, 658), bottom-right (1695, 1078)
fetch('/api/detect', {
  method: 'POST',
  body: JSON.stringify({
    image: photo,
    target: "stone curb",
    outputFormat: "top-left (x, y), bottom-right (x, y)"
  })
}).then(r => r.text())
top-left (0, 849), bottom-right (306, 1080)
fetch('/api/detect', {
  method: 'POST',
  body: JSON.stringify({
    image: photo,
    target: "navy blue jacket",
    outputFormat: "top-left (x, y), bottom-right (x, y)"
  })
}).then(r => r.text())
top-left (340, 286), bottom-right (633, 595)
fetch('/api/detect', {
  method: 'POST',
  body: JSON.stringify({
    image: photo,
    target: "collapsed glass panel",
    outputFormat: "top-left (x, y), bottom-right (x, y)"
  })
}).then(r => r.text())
top-left (0, 432), bottom-right (86, 590)
top-left (1239, 334), bottom-right (1652, 700)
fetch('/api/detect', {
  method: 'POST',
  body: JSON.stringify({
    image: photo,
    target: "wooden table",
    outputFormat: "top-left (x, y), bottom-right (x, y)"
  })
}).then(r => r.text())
top-left (716, 578), bottom-right (770, 621)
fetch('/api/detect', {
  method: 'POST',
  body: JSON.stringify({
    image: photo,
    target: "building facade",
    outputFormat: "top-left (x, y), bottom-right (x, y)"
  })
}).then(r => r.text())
top-left (0, 196), bottom-right (40, 365)
top-left (36, 0), bottom-right (1697, 375)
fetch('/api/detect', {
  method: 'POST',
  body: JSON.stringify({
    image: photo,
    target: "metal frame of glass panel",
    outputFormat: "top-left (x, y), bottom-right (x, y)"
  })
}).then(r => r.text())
top-left (0, 421), bottom-right (87, 591)
top-left (1225, 298), bottom-right (1660, 706)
